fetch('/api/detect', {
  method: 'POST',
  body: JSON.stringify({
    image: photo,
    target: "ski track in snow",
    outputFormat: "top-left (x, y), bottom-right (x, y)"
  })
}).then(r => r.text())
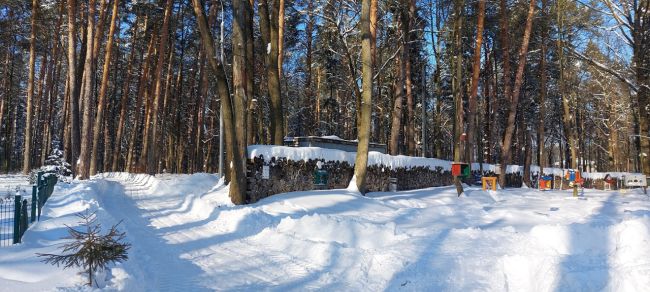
top-left (1, 173), bottom-right (650, 291)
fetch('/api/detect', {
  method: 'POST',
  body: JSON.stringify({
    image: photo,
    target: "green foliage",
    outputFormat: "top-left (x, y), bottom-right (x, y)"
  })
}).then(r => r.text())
top-left (37, 211), bottom-right (130, 287)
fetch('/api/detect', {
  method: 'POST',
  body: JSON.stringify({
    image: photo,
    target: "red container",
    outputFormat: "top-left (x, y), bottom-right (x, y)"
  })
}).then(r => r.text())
top-left (452, 163), bottom-right (462, 176)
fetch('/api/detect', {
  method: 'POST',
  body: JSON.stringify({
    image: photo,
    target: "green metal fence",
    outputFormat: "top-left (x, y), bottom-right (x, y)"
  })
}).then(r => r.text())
top-left (0, 172), bottom-right (57, 246)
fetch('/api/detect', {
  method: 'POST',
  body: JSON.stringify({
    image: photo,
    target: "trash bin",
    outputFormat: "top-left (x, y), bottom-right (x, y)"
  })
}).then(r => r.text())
top-left (313, 168), bottom-right (328, 190)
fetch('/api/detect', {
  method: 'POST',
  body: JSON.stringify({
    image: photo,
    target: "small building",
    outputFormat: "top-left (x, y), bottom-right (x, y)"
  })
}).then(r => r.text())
top-left (284, 136), bottom-right (387, 154)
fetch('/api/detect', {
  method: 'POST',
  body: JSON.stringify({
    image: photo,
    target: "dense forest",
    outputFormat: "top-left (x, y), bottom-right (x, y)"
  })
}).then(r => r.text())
top-left (0, 0), bottom-right (648, 200)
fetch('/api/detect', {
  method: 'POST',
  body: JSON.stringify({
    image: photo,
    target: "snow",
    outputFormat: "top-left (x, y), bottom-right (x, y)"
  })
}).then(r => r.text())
top-left (1, 173), bottom-right (649, 291)
top-left (248, 145), bottom-right (639, 179)
top-left (249, 145), bottom-right (452, 171)
top-left (319, 135), bottom-right (344, 140)
top-left (0, 174), bottom-right (30, 196)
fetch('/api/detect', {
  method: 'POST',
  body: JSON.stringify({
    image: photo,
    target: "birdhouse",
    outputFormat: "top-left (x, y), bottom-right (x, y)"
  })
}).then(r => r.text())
top-left (451, 162), bottom-right (470, 178)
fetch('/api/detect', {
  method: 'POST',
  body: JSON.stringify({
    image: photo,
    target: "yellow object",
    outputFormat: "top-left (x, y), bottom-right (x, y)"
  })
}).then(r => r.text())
top-left (482, 177), bottom-right (497, 191)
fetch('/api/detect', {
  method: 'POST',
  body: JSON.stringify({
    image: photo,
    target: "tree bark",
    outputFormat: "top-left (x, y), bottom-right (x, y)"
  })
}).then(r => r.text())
top-left (77, 0), bottom-right (97, 179)
top-left (305, 1), bottom-right (315, 135)
top-left (90, 0), bottom-right (119, 176)
top-left (41, 5), bottom-right (63, 165)
top-left (192, 0), bottom-right (247, 204)
top-left (498, 0), bottom-right (536, 188)
top-left (278, 0), bottom-right (285, 77)
top-left (389, 52), bottom-right (405, 155)
top-left (538, 0), bottom-right (548, 173)
top-left (260, 0), bottom-right (284, 145)
top-left (22, 0), bottom-right (38, 174)
top-left (144, 0), bottom-right (173, 174)
top-left (354, 0), bottom-right (376, 193)
top-left (0, 51), bottom-right (9, 135)
top-left (557, 0), bottom-right (577, 169)
top-left (452, 0), bottom-right (464, 196)
top-left (245, 0), bottom-right (255, 145)
top-left (499, 0), bottom-right (511, 103)
top-left (32, 53), bottom-right (48, 167)
top-left (112, 18), bottom-right (139, 171)
top-left (401, 0), bottom-right (416, 155)
top-left (127, 31), bottom-right (156, 172)
top-left (232, 0), bottom-right (250, 172)
top-left (66, 0), bottom-right (81, 175)
top-left (633, 1), bottom-right (650, 175)
top-left (467, 0), bottom-right (485, 168)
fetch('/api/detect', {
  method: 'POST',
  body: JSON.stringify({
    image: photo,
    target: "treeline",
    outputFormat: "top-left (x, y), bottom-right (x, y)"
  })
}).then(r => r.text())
top-left (0, 0), bottom-right (648, 200)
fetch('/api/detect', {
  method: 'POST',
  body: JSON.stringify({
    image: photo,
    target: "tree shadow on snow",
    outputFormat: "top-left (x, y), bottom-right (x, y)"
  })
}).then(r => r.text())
top-left (93, 180), bottom-right (213, 291)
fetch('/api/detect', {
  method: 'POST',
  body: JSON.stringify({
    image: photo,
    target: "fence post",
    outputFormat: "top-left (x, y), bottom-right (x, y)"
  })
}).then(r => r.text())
top-left (13, 195), bottom-right (21, 244)
top-left (38, 182), bottom-right (44, 219)
top-left (20, 199), bottom-right (28, 239)
top-left (47, 176), bottom-right (52, 199)
top-left (37, 171), bottom-right (43, 188)
top-left (31, 186), bottom-right (37, 223)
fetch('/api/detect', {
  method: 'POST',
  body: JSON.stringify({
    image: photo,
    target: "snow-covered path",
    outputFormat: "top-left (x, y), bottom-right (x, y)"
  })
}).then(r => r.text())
top-left (1, 173), bottom-right (650, 291)
top-left (94, 174), bottom-right (214, 291)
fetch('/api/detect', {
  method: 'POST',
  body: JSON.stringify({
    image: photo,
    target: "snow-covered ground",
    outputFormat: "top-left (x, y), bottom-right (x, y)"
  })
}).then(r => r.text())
top-left (0, 173), bottom-right (649, 291)
top-left (0, 174), bottom-right (30, 197)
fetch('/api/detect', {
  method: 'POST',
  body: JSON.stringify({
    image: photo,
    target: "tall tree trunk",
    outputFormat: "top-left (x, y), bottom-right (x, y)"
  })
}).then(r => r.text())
top-left (245, 0), bottom-right (256, 145)
top-left (41, 4), bottom-right (63, 165)
top-left (112, 18), bottom-right (140, 171)
top-left (499, 0), bottom-right (511, 103)
top-left (91, 0), bottom-right (109, 62)
top-left (498, 0), bottom-right (536, 188)
top-left (41, 48), bottom-right (59, 166)
top-left (78, 0), bottom-right (97, 179)
top-left (389, 52), bottom-right (405, 155)
top-left (232, 0), bottom-right (250, 172)
top-left (538, 0), bottom-right (548, 173)
top-left (260, 0), bottom-right (284, 145)
top-left (90, 0), bottom-right (119, 176)
top-left (62, 78), bottom-right (71, 162)
top-left (278, 0), bottom-right (285, 77)
top-left (144, 0), bottom-right (173, 174)
top-left (467, 0), bottom-right (485, 168)
top-left (402, 0), bottom-right (416, 155)
top-left (354, 0), bottom-right (376, 193)
top-left (557, 0), bottom-right (577, 169)
top-left (633, 2), bottom-right (650, 175)
top-left (483, 48), bottom-right (494, 163)
top-left (192, 0), bottom-right (246, 204)
top-left (22, 0), bottom-right (38, 174)
top-left (2, 48), bottom-right (15, 172)
top-left (523, 131), bottom-right (533, 186)
top-left (452, 0), bottom-right (464, 196)
top-left (0, 51), bottom-right (9, 134)
top-left (67, 0), bottom-right (81, 176)
top-left (160, 30), bottom-right (177, 173)
top-left (305, 0), bottom-right (315, 135)
top-left (32, 53), bottom-right (48, 167)
top-left (127, 32), bottom-right (156, 172)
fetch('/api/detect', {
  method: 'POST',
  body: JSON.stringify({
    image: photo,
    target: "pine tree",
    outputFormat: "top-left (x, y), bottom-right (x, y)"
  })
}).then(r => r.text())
top-left (37, 211), bottom-right (130, 287)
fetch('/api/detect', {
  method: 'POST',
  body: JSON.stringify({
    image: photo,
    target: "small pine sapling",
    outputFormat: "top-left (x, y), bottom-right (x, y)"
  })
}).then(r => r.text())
top-left (37, 211), bottom-right (130, 287)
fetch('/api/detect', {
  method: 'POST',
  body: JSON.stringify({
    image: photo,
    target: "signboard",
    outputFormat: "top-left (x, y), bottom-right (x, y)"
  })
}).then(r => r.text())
top-left (624, 174), bottom-right (647, 187)
top-left (262, 165), bottom-right (270, 180)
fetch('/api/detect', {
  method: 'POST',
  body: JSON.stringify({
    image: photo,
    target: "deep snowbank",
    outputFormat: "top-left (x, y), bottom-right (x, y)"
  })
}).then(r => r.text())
top-left (1, 173), bottom-right (649, 291)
